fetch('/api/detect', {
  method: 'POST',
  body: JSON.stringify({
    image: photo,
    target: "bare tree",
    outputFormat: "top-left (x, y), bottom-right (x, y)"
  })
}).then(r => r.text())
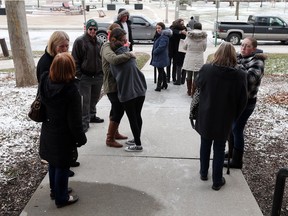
top-left (5, 0), bottom-right (37, 87)
top-left (235, 0), bottom-right (240, 20)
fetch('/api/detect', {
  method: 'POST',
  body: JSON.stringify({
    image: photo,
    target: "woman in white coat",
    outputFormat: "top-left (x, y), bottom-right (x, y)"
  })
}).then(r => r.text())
top-left (182, 22), bottom-right (207, 96)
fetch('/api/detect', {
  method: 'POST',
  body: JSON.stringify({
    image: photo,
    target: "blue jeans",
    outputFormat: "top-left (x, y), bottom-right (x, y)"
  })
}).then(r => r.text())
top-left (200, 137), bottom-right (226, 185)
top-left (49, 164), bottom-right (69, 205)
top-left (232, 98), bottom-right (256, 152)
top-left (79, 74), bottom-right (103, 131)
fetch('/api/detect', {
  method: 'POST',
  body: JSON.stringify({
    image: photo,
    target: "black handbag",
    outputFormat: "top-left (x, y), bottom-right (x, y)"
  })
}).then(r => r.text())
top-left (189, 88), bottom-right (200, 129)
top-left (28, 94), bottom-right (46, 122)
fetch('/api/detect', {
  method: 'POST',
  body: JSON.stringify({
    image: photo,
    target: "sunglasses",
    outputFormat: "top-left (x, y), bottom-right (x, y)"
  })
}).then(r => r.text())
top-left (88, 28), bottom-right (97, 31)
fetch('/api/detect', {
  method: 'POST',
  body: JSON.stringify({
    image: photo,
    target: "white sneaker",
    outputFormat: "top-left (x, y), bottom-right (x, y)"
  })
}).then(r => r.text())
top-left (125, 145), bottom-right (143, 152)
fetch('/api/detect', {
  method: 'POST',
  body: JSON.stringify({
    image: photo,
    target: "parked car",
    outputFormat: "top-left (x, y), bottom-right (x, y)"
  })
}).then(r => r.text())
top-left (213, 15), bottom-right (288, 45)
top-left (95, 14), bottom-right (157, 43)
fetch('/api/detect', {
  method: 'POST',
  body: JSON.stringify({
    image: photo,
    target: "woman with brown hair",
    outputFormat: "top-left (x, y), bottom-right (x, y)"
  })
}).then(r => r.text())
top-left (109, 28), bottom-right (147, 152)
top-left (39, 53), bottom-right (87, 207)
top-left (195, 42), bottom-right (248, 190)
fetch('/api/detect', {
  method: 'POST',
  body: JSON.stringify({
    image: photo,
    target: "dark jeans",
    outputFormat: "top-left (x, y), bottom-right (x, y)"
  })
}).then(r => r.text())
top-left (122, 96), bottom-right (145, 146)
top-left (49, 164), bottom-right (69, 205)
top-left (79, 74), bottom-right (103, 131)
top-left (107, 92), bottom-right (125, 123)
top-left (231, 98), bottom-right (257, 152)
top-left (166, 58), bottom-right (176, 82)
top-left (200, 137), bottom-right (226, 185)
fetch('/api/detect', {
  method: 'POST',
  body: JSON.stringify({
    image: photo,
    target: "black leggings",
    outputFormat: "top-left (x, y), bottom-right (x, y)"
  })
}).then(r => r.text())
top-left (122, 96), bottom-right (145, 146)
top-left (107, 92), bottom-right (125, 123)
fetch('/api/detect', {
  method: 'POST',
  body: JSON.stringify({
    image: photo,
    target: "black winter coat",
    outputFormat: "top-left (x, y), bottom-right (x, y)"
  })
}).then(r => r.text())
top-left (169, 26), bottom-right (186, 66)
top-left (195, 64), bottom-right (248, 140)
top-left (36, 48), bottom-right (53, 82)
top-left (39, 72), bottom-right (87, 168)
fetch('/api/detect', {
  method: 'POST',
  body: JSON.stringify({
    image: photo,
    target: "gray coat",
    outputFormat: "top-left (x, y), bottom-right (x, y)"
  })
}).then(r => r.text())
top-left (110, 46), bottom-right (147, 102)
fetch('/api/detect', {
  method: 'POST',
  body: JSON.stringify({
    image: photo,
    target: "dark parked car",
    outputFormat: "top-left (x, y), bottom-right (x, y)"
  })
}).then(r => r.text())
top-left (96, 14), bottom-right (157, 43)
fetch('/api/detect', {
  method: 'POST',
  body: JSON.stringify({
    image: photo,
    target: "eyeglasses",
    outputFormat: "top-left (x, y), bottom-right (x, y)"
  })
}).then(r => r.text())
top-left (88, 28), bottom-right (97, 31)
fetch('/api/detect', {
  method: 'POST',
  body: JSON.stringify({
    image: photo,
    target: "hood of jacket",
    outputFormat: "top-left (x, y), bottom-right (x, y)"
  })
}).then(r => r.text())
top-left (237, 52), bottom-right (268, 62)
top-left (117, 10), bottom-right (130, 21)
top-left (161, 29), bottom-right (173, 37)
top-left (186, 29), bottom-right (207, 41)
top-left (40, 72), bottom-right (65, 99)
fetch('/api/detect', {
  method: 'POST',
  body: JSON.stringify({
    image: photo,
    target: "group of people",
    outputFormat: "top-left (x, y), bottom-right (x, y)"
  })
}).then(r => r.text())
top-left (195, 37), bottom-right (266, 190)
top-left (151, 17), bottom-right (207, 95)
top-left (35, 9), bottom-right (266, 208)
top-left (151, 17), bottom-right (266, 191)
top-left (36, 9), bottom-right (146, 208)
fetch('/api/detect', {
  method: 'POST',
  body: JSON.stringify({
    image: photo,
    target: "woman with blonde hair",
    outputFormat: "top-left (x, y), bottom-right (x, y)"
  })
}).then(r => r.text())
top-left (195, 42), bottom-right (248, 190)
top-left (39, 53), bottom-right (87, 208)
top-left (36, 31), bottom-right (70, 82)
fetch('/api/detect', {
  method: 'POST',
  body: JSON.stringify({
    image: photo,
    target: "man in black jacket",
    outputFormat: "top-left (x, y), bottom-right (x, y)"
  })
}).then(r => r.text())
top-left (72, 19), bottom-right (104, 133)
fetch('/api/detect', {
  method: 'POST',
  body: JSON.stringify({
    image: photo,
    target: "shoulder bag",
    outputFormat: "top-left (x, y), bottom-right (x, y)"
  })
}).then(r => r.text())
top-left (189, 88), bottom-right (200, 129)
top-left (28, 93), bottom-right (46, 122)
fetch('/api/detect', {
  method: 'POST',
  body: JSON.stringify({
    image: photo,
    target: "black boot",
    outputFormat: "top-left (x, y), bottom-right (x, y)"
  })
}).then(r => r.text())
top-left (161, 71), bottom-right (168, 89)
top-left (181, 69), bottom-right (186, 84)
top-left (166, 65), bottom-right (171, 83)
top-left (225, 133), bottom-right (234, 158)
top-left (223, 148), bottom-right (243, 169)
top-left (155, 69), bottom-right (163, 91)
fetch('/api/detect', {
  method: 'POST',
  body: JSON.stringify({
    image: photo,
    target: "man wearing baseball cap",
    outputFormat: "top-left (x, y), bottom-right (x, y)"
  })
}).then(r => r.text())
top-left (72, 19), bottom-right (104, 133)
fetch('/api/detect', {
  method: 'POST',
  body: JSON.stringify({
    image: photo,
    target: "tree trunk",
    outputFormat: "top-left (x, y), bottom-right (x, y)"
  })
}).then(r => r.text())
top-left (235, 1), bottom-right (240, 20)
top-left (5, 0), bottom-right (37, 87)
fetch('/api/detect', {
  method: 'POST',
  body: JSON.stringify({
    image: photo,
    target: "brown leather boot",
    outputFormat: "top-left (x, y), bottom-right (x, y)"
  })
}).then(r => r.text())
top-left (106, 121), bottom-right (123, 148)
top-left (186, 79), bottom-right (192, 96)
top-left (191, 81), bottom-right (197, 96)
top-left (115, 129), bottom-right (128, 140)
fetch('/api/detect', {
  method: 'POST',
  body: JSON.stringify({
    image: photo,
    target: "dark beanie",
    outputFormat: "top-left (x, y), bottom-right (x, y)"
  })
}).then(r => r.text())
top-left (86, 19), bottom-right (98, 31)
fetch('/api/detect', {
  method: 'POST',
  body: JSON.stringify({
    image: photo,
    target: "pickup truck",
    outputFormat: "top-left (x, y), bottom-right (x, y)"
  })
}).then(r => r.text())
top-left (213, 15), bottom-right (288, 45)
top-left (96, 14), bottom-right (157, 43)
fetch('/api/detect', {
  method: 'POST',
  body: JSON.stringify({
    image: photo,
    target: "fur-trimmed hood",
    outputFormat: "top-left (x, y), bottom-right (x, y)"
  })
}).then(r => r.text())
top-left (117, 10), bottom-right (130, 21)
top-left (162, 29), bottom-right (173, 37)
top-left (237, 52), bottom-right (268, 62)
top-left (186, 29), bottom-right (207, 41)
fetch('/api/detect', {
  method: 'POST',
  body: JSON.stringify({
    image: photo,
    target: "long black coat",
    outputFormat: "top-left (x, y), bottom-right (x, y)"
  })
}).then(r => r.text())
top-left (195, 64), bottom-right (248, 140)
top-left (39, 72), bottom-right (87, 168)
top-left (36, 48), bottom-right (53, 82)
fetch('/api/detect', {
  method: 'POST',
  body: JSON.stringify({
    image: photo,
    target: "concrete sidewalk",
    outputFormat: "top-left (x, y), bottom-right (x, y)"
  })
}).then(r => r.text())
top-left (20, 59), bottom-right (263, 216)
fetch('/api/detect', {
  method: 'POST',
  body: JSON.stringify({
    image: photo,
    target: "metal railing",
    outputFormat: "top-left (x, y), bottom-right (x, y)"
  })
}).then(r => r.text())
top-left (271, 168), bottom-right (288, 216)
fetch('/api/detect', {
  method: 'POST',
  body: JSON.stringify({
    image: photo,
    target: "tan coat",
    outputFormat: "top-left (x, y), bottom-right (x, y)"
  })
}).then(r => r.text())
top-left (182, 30), bottom-right (207, 71)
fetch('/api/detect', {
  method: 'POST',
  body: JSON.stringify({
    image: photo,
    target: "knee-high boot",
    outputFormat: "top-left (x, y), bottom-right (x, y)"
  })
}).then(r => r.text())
top-left (166, 65), bottom-right (171, 83)
top-left (181, 70), bottom-right (186, 84)
top-left (115, 129), bottom-right (128, 140)
top-left (223, 148), bottom-right (243, 169)
top-left (225, 133), bottom-right (234, 158)
top-left (191, 80), bottom-right (197, 96)
top-left (106, 121), bottom-right (123, 148)
top-left (186, 79), bottom-right (192, 96)
top-left (161, 71), bottom-right (168, 89)
top-left (155, 70), bottom-right (163, 91)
